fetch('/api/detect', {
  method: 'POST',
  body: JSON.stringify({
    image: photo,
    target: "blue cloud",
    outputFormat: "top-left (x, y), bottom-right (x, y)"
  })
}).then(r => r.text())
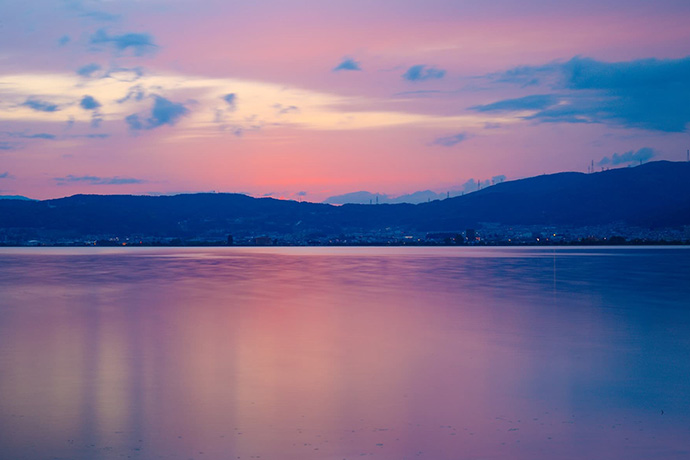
top-left (432, 133), bottom-right (467, 147)
top-left (64, 0), bottom-right (120, 22)
top-left (0, 172), bottom-right (14, 179)
top-left (76, 63), bottom-right (102, 77)
top-left (333, 57), bottom-right (362, 72)
top-left (58, 35), bottom-right (71, 46)
top-left (90, 29), bottom-right (157, 56)
top-left (0, 142), bottom-right (18, 151)
top-left (471, 94), bottom-right (558, 112)
top-left (490, 63), bottom-right (559, 87)
top-left (54, 175), bottom-right (146, 185)
top-left (21, 98), bottom-right (59, 112)
top-left (80, 95), bottom-right (101, 110)
top-left (402, 65), bottom-right (446, 82)
top-left (25, 133), bottom-right (56, 139)
top-left (125, 114), bottom-right (144, 130)
top-left (149, 96), bottom-right (188, 127)
top-left (393, 90), bottom-right (444, 97)
top-left (67, 133), bottom-right (110, 139)
top-left (126, 95), bottom-right (189, 131)
top-left (79, 10), bottom-right (120, 22)
top-left (482, 56), bottom-right (690, 132)
top-left (223, 93), bottom-right (237, 109)
top-left (2, 131), bottom-right (57, 140)
top-left (598, 147), bottom-right (656, 166)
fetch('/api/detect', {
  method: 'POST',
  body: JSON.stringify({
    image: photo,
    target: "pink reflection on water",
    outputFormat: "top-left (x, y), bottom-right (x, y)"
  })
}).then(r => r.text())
top-left (1, 247), bottom-right (689, 459)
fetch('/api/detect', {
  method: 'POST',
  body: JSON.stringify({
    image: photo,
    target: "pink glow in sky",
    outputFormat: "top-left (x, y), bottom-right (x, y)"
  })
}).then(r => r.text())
top-left (1, 0), bottom-right (690, 201)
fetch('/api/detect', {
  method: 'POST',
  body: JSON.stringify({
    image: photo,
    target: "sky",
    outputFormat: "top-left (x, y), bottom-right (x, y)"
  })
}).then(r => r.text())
top-left (1, 0), bottom-right (690, 201)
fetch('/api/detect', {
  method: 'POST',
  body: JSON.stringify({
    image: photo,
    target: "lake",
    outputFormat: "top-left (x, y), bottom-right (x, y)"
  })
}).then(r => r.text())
top-left (1, 247), bottom-right (689, 459)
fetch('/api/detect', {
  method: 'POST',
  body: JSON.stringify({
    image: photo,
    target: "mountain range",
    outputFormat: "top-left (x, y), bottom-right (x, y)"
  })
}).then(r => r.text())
top-left (1, 161), bottom-right (689, 243)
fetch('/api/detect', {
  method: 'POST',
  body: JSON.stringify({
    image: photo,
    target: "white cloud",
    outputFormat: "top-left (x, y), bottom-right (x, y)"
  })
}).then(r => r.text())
top-left (0, 71), bottom-right (517, 135)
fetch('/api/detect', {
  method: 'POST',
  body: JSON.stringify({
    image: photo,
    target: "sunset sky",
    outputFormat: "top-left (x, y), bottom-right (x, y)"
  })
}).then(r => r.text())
top-left (2, 0), bottom-right (690, 201)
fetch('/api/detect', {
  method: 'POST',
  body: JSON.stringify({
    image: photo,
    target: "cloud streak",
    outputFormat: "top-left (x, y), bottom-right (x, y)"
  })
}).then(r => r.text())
top-left (273, 104), bottom-right (299, 115)
top-left (54, 175), bottom-right (146, 185)
top-left (432, 133), bottom-right (467, 147)
top-left (90, 29), bottom-right (157, 56)
top-left (471, 94), bottom-right (558, 113)
top-left (0, 142), bottom-right (18, 151)
top-left (402, 65), bottom-right (446, 82)
top-left (2, 131), bottom-right (57, 140)
top-left (21, 98), bottom-right (59, 112)
top-left (333, 57), bottom-right (362, 72)
top-left (76, 63), bottom-right (102, 77)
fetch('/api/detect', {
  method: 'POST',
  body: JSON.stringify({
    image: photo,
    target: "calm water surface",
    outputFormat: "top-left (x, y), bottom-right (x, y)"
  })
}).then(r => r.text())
top-left (1, 247), bottom-right (689, 459)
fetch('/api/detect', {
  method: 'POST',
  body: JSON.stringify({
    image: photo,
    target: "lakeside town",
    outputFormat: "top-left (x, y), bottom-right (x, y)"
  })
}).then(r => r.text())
top-left (3, 223), bottom-right (689, 247)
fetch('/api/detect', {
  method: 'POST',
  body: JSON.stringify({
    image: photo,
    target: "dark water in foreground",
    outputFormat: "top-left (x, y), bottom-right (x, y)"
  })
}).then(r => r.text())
top-left (1, 247), bottom-right (689, 460)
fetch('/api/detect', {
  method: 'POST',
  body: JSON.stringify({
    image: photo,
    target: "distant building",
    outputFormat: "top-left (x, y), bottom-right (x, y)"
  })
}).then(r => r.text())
top-left (254, 236), bottom-right (272, 246)
top-left (465, 229), bottom-right (476, 242)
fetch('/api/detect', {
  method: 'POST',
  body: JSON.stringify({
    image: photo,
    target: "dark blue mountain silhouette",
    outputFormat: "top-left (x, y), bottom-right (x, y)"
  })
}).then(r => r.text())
top-left (1, 161), bottom-right (688, 241)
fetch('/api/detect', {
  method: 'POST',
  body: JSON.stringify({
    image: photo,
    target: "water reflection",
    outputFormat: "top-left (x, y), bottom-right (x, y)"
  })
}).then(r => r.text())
top-left (0, 247), bottom-right (689, 459)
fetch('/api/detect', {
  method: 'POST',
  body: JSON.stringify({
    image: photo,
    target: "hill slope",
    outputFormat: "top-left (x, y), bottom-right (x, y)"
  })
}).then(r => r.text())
top-left (0, 161), bottom-right (688, 242)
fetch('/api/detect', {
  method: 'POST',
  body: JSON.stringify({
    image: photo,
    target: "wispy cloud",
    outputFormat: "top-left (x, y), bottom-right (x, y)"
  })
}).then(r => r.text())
top-left (0, 172), bottom-right (15, 179)
top-left (24, 133), bottom-right (56, 139)
top-left (117, 85), bottom-right (146, 103)
top-left (54, 175), bottom-right (147, 185)
top-left (273, 104), bottom-right (299, 115)
top-left (432, 133), bottom-right (467, 147)
top-left (64, 0), bottom-right (121, 22)
top-left (402, 65), bottom-right (446, 82)
top-left (105, 66), bottom-right (145, 82)
top-left (70, 133), bottom-right (110, 139)
top-left (21, 98), bottom-right (59, 112)
top-left (223, 93), bottom-right (237, 110)
top-left (598, 147), bottom-right (656, 166)
top-left (0, 142), bottom-right (18, 151)
top-left (471, 94), bottom-right (559, 113)
top-left (79, 10), bottom-right (120, 22)
top-left (2, 131), bottom-right (56, 140)
top-left (393, 90), bottom-right (444, 98)
top-left (333, 57), bottom-right (362, 72)
top-left (76, 63), bottom-right (102, 77)
top-left (90, 29), bottom-right (157, 56)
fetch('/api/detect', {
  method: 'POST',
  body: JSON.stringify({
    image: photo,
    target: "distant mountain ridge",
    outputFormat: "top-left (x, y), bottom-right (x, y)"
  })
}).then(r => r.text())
top-left (324, 190), bottom-right (458, 205)
top-left (0, 195), bottom-right (35, 201)
top-left (1, 161), bottom-right (689, 242)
